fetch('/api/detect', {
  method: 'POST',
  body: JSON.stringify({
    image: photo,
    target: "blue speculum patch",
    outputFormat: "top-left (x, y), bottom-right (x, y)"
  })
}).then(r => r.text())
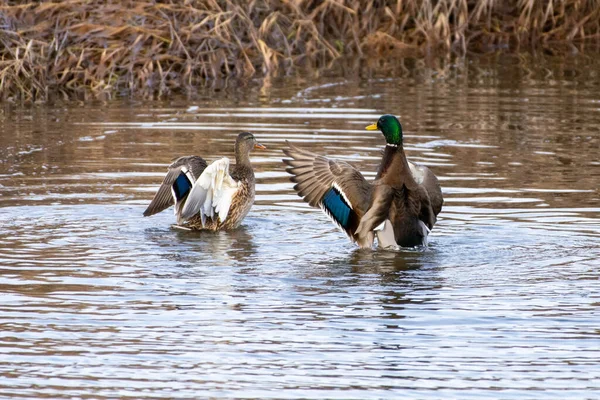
top-left (173, 173), bottom-right (192, 201)
top-left (322, 186), bottom-right (351, 228)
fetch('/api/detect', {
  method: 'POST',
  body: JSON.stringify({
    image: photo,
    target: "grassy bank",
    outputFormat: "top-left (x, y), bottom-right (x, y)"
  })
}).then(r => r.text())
top-left (1, 0), bottom-right (599, 101)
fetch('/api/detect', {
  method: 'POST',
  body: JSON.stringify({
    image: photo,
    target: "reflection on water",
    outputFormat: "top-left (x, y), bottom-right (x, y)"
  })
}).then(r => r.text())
top-left (1, 54), bottom-right (600, 398)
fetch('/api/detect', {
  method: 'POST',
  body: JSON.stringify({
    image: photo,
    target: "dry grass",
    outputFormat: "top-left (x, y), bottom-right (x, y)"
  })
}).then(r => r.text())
top-left (1, 0), bottom-right (599, 101)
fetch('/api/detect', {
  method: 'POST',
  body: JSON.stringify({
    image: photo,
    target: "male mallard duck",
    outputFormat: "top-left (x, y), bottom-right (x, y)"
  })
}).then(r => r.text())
top-left (283, 114), bottom-right (443, 248)
top-left (143, 132), bottom-right (265, 230)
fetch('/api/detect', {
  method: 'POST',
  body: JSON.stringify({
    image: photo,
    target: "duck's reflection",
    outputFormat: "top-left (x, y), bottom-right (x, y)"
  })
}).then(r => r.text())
top-left (299, 245), bottom-right (441, 277)
top-left (283, 245), bottom-right (445, 322)
top-left (144, 224), bottom-right (256, 267)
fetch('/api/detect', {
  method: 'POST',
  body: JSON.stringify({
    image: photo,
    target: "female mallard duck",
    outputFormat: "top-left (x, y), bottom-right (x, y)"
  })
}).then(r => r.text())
top-left (283, 114), bottom-right (443, 248)
top-left (143, 132), bottom-right (265, 230)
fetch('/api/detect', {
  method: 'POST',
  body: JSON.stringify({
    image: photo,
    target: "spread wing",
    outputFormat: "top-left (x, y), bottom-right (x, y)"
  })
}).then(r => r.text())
top-left (420, 166), bottom-right (444, 218)
top-left (143, 156), bottom-right (207, 217)
top-left (180, 157), bottom-right (241, 226)
top-left (283, 142), bottom-right (372, 244)
top-left (409, 162), bottom-right (443, 229)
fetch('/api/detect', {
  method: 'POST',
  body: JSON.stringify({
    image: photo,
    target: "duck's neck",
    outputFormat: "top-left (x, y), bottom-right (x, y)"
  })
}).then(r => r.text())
top-left (377, 144), bottom-right (416, 188)
top-left (235, 147), bottom-right (251, 167)
top-left (234, 148), bottom-right (255, 182)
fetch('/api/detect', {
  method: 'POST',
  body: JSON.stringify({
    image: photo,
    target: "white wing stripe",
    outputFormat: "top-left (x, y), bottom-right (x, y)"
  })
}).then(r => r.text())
top-left (181, 165), bottom-right (195, 181)
top-left (332, 182), bottom-right (353, 210)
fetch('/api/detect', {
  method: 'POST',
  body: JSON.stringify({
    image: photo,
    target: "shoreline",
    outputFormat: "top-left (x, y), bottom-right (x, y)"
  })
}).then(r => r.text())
top-left (1, 1), bottom-right (599, 101)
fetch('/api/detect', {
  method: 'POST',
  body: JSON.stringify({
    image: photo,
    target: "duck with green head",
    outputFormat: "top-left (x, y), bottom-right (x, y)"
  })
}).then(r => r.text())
top-left (283, 114), bottom-right (443, 248)
top-left (144, 132), bottom-right (266, 231)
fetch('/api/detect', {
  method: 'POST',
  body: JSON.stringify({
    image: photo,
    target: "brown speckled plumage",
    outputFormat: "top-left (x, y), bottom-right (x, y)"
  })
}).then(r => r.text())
top-left (144, 132), bottom-right (264, 231)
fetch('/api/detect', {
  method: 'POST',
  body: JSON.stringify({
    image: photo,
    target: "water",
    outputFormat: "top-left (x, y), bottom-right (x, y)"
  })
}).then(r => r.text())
top-left (1, 55), bottom-right (600, 399)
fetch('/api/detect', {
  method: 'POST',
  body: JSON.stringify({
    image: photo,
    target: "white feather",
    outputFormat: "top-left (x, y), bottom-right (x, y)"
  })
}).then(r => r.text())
top-left (179, 158), bottom-right (240, 225)
top-left (375, 219), bottom-right (430, 248)
top-left (375, 219), bottom-right (398, 249)
top-left (418, 220), bottom-right (431, 246)
top-left (408, 161), bottom-right (425, 185)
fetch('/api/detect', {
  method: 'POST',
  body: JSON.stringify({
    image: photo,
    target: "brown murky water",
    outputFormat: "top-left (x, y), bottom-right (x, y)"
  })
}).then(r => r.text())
top-left (1, 55), bottom-right (599, 399)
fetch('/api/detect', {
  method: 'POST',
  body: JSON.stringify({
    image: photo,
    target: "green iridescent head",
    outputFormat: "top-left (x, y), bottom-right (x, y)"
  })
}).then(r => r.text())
top-left (366, 114), bottom-right (403, 145)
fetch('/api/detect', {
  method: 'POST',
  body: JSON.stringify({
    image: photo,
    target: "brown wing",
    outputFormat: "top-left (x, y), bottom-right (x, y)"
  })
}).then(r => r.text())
top-left (143, 156), bottom-right (207, 217)
top-left (406, 161), bottom-right (443, 229)
top-left (421, 167), bottom-right (443, 217)
top-left (282, 142), bottom-right (372, 242)
top-left (354, 183), bottom-right (394, 240)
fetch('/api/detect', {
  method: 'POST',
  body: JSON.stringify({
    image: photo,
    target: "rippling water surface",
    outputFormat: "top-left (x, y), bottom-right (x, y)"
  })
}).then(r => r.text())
top-left (1, 56), bottom-right (600, 399)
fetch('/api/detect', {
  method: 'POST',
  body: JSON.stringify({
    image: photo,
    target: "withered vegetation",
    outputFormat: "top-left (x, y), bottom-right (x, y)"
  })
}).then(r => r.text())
top-left (1, 0), bottom-right (599, 101)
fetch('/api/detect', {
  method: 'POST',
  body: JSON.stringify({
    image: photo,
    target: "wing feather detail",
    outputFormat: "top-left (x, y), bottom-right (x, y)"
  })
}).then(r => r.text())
top-left (143, 167), bottom-right (182, 217)
top-left (143, 156), bottom-right (207, 217)
top-left (283, 142), bottom-right (372, 243)
top-left (180, 157), bottom-right (240, 225)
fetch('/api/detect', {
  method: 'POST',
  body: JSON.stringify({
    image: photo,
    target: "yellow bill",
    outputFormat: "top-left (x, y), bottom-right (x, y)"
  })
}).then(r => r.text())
top-left (365, 123), bottom-right (378, 131)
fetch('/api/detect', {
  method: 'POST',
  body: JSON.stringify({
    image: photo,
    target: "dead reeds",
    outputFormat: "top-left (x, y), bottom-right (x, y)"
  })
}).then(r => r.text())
top-left (0, 0), bottom-right (599, 101)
